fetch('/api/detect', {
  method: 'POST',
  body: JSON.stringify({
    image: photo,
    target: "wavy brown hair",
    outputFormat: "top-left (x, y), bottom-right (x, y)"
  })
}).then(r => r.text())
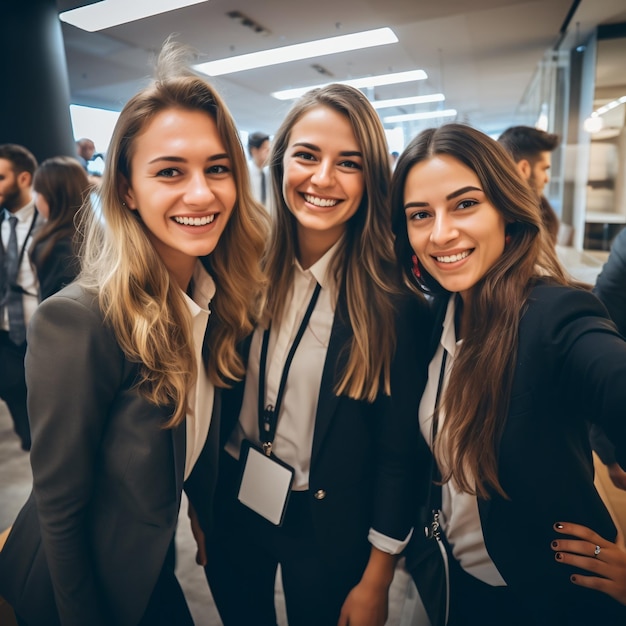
top-left (31, 156), bottom-right (91, 268)
top-left (78, 41), bottom-right (269, 428)
top-left (391, 123), bottom-right (573, 498)
top-left (265, 84), bottom-right (400, 401)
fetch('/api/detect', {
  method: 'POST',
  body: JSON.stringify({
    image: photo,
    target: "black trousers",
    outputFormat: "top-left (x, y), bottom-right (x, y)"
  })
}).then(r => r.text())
top-left (0, 331), bottom-right (30, 450)
top-left (205, 453), bottom-right (356, 626)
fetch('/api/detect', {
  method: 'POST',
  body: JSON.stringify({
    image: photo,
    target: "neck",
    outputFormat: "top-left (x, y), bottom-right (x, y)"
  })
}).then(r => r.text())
top-left (296, 227), bottom-right (342, 270)
top-left (455, 293), bottom-right (467, 340)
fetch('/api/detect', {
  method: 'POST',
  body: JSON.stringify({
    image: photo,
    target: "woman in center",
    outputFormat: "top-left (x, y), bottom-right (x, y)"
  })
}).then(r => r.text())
top-left (203, 84), bottom-right (430, 625)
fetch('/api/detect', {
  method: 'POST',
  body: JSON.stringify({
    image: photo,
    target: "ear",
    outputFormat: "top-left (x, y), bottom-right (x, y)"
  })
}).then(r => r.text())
top-left (118, 175), bottom-right (137, 210)
top-left (17, 170), bottom-right (32, 189)
top-left (516, 159), bottom-right (532, 181)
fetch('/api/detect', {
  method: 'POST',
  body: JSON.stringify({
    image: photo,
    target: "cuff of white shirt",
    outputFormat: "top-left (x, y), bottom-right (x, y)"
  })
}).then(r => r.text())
top-left (368, 526), bottom-right (413, 555)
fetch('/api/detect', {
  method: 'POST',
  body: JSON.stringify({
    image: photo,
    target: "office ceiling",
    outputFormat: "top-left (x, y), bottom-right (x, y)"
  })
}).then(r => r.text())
top-left (55, 0), bottom-right (626, 138)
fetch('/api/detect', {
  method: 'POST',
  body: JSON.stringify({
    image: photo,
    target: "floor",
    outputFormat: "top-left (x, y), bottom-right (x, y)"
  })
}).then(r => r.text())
top-left (0, 245), bottom-right (608, 625)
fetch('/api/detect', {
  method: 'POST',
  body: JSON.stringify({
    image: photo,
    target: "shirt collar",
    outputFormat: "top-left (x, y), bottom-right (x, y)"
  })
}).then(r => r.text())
top-left (3, 199), bottom-right (35, 223)
top-left (184, 260), bottom-right (216, 317)
top-left (440, 294), bottom-right (460, 356)
top-left (293, 236), bottom-right (343, 291)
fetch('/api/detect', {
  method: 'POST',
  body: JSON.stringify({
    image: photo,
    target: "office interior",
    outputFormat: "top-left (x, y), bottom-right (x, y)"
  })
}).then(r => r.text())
top-left (3, 1), bottom-right (626, 624)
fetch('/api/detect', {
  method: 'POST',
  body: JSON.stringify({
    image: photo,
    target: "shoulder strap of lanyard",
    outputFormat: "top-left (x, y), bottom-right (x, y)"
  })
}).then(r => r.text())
top-left (257, 281), bottom-right (321, 456)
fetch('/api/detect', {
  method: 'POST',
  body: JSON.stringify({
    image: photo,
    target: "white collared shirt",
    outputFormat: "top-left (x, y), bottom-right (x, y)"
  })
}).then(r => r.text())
top-left (183, 261), bottom-right (216, 480)
top-left (419, 295), bottom-right (506, 586)
top-left (226, 240), bottom-right (339, 489)
top-left (247, 160), bottom-right (269, 207)
top-left (1, 201), bottom-right (39, 332)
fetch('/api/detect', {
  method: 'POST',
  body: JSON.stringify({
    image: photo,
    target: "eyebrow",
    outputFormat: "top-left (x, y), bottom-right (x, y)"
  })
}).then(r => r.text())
top-left (292, 142), bottom-right (362, 158)
top-left (147, 153), bottom-right (230, 164)
top-left (404, 185), bottom-right (482, 210)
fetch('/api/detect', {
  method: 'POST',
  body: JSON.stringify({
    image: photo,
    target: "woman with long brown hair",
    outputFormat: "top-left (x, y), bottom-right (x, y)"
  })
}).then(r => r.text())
top-left (391, 122), bottom-right (626, 625)
top-left (200, 83), bottom-right (431, 626)
top-left (30, 156), bottom-right (90, 299)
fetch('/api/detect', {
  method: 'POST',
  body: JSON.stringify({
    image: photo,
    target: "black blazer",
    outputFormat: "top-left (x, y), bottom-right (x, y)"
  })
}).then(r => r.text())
top-left (220, 287), bottom-right (431, 585)
top-left (0, 283), bottom-right (219, 626)
top-left (419, 282), bottom-right (626, 624)
top-left (30, 234), bottom-right (80, 301)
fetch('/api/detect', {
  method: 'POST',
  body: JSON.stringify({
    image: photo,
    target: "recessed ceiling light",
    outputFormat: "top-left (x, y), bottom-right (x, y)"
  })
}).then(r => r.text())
top-left (272, 69), bottom-right (427, 101)
top-left (383, 109), bottom-right (457, 123)
top-left (194, 27), bottom-right (398, 76)
top-left (59, 0), bottom-right (209, 32)
top-left (371, 94), bottom-right (445, 109)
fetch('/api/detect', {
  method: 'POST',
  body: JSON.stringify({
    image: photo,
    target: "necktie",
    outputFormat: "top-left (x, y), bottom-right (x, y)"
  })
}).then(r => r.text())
top-left (5, 215), bottom-right (26, 345)
top-left (260, 169), bottom-right (266, 204)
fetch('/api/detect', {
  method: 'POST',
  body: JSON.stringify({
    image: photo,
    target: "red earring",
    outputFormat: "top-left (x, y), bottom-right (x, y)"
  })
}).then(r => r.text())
top-left (411, 254), bottom-right (421, 279)
top-left (505, 234), bottom-right (512, 246)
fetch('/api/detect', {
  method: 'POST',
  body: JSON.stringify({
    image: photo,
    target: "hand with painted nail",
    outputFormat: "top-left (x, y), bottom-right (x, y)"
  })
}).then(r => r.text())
top-left (552, 521), bottom-right (626, 605)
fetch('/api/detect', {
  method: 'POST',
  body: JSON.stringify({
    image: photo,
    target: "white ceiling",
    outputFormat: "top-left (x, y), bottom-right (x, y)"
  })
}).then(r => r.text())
top-left (56, 0), bottom-right (626, 138)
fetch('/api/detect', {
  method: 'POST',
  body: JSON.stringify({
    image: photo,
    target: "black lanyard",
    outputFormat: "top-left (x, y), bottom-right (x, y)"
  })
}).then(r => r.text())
top-left (425, 348), bottom-right (448, 538)
top-left (257, 281), bottom-right (321, 456)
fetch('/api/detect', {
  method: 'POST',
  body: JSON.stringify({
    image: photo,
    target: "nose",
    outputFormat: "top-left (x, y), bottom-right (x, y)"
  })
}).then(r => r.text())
top-left (430, 210), bottom-right (459, 246)
top-left (310, 159), bottom-right (334, 188)
top-left (185, 171), bottom-right (215, 206)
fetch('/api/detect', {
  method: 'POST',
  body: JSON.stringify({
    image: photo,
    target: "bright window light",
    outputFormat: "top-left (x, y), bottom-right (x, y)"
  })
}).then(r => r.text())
top-left (70, 104), bottom-right (120, 155)
top-left (59, 0), bottom-right (209, 32)
top-left (272, 69), bottom-right (427, 100)
top-left (383, 109), bottom-right (457, 123)
top-left (195, 27), bottom-right (398, 76)
top-left (371, 94), bottom-right (445, 109)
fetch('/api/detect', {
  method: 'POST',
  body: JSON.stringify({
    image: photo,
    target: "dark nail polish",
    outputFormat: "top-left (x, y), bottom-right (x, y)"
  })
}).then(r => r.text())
top-left (571, 575), bottom-right (577, 582)
top-left (551, 541), bottom-right (558, 548)
top-left (555, 523), bottom-right (564, 529)
top-left (555, 552), bottom-right (563, 560)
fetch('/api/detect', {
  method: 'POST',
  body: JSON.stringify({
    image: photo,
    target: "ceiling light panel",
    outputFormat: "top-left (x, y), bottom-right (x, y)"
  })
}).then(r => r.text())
top-left (384, 109), bottom-right (458, 123)
top-left (272, 69), bottom-right (427, 101)
top-left (194, 27), bottom-right (398, 76)
top-left (59, 0), bottom-right (209, 31)
top-left (371, 94), bottom-right (445, 109)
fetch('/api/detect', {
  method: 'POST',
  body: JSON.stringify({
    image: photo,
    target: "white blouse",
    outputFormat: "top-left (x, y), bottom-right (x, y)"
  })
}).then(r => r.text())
top-left (419, 295), bottom-right (506, 586)
top-left (226, 240), bottom-right (339, 490)
top-left (183, 261), bottom-right (216, 481)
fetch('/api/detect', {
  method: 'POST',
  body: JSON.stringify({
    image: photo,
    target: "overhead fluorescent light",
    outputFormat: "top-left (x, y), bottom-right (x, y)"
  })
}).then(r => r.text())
top-left (59, 0), bottom-right (208, 32)
top-left (195, 27), bottom-right (398, 76)
top-left (384, 109), bottom-right (458, 123)
top-left (272, 69), bottom-right (427, 101)
top-left (371, 94), bottom-right (445, 109)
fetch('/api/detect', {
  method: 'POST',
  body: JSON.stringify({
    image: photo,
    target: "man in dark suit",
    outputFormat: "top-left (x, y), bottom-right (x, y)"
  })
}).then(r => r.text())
top-left (0, 143), bottom-right (39, 451)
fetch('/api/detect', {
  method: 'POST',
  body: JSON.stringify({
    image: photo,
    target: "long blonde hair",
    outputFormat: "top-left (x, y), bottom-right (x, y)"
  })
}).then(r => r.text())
top-left (79, 42), bottom-right (268, 428)
top-left (392, 123), bottom-right (573, 498)
top-left (265, 84), bottom-right (401, 402)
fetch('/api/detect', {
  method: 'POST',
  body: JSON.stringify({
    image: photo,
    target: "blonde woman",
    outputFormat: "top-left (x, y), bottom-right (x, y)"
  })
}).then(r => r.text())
top-left (0, 43), bottom-right (268, 626)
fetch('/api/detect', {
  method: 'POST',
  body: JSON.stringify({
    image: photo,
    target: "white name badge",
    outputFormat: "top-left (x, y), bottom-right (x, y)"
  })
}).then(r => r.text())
top-left (237, 440), bottom-right (294, 526)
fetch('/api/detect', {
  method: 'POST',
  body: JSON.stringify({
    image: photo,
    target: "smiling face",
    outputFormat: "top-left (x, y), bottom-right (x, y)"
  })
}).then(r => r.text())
top-left (282, 105), bottom-right (364, 267)
top-left (123, 107), bottom-right (236, 288)
top-left (404, 154), bottom-right (506, 302)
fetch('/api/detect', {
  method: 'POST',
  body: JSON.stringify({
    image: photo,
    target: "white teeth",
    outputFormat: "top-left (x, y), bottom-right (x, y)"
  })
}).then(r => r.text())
top-left (304, 194), bottom-right (338, 207)
top-left (173, 215), bottom-right (215, 226)
top-left (436, 250), bottom-right (471, 263)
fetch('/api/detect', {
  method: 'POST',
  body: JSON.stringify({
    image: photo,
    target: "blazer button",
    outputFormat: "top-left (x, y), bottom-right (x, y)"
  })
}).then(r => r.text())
top-left (314, 489), bottom-right (326, 500)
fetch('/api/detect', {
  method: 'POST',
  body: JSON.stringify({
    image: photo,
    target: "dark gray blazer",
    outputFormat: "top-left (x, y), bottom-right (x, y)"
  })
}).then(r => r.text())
top-left (0, 283), bottom-right (219, 626)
